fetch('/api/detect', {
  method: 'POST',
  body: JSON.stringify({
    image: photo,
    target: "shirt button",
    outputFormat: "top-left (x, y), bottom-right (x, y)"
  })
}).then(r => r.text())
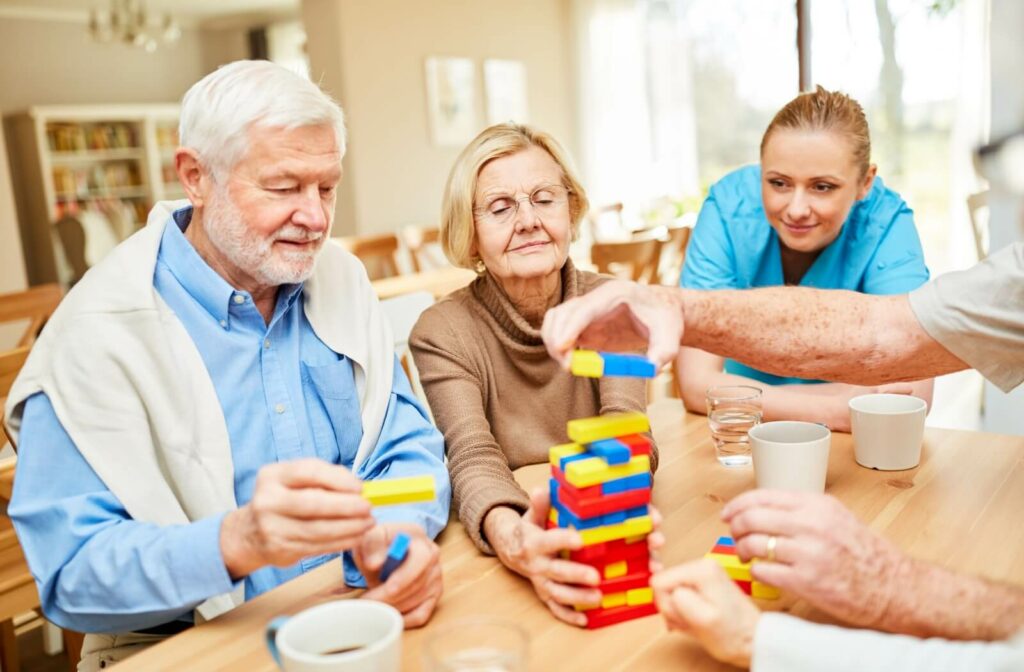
top-left (275, 403), bottom-right (286, 414)
top-left (233, 295), bottom-right (245, 304)
top-left (264, 339), bottom-right (271, 349)
top-left (219, 319), bottom-right (228, 328)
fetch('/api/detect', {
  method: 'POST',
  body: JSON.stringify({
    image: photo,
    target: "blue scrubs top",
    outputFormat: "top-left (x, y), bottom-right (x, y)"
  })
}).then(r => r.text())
top-left (680, 164), bottom-right (929, 385)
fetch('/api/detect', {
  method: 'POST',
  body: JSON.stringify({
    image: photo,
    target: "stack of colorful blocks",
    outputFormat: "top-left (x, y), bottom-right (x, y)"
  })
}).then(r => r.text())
top-left (546, 410), bottom-right (658, 629)
top-left (705, 536), bottom-right (780, 600)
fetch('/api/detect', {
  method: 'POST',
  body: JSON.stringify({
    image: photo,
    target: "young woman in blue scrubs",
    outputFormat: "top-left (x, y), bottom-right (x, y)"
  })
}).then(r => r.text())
top-left (677, 87), bottom-right (934, 431)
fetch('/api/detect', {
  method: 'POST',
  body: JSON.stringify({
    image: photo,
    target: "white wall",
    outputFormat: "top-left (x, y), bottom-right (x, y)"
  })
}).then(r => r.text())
top-left (982, 0), bottom-right (1024, 435)
top-left (302, 0), bottom-right (576, 236)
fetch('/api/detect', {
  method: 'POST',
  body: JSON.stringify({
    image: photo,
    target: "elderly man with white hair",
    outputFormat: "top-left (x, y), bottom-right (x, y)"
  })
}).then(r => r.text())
top-left (4, 61), bottom-right (450, 669)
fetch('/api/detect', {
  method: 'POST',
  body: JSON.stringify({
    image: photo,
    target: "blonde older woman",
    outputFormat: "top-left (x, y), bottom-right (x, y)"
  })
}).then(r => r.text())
top-left (409, 123), bottom-right (659, 626)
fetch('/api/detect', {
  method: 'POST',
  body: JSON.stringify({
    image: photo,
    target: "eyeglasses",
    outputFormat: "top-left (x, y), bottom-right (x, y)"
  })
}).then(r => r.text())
top-left (976, 130), bottom-right (1024, 195)
top-left (473, 184), bottom-right (571, 226)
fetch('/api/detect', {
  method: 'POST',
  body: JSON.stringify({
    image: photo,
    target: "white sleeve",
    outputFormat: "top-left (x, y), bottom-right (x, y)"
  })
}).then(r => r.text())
top-left (753, 613), bottom-right (1024, 672)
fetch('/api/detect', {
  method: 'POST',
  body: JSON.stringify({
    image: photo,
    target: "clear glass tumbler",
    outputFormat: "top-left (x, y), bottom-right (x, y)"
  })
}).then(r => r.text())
top-left (423, 618), bottom-right (528, 672)
top-left (706, 385), bottom-right (763, 467)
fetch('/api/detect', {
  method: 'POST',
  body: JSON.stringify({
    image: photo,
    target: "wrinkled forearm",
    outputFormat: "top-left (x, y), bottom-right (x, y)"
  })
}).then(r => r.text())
top-left (880, 557), bottom-right (1024, 641)
top-left (680, 288), bottom-right (959, 385)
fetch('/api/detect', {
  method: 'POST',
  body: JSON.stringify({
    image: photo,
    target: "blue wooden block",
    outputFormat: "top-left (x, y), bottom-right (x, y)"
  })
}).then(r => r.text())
top-left (589, 438), bottom-right (631, 465)
top-left (625, 505), bottom-right (648, 519)
top-left (601, 472), bottom-right (652, 495)
top-left (716, 536), bottom-right (735, 546)
top-left (379, 533), bottom-right (411, 582)
top-left (600, 352), bottom-right (657, 379)
top-left (550, 477), bottom-right (560, 507)
top-left (603, 509), bottom-right (627, 525)
top-left (554, 499), bottom-right (604, 529)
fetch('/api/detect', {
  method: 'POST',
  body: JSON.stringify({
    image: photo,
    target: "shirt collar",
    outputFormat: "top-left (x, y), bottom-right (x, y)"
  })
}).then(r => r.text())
top-left (159, 206), bottom-right (304, 324)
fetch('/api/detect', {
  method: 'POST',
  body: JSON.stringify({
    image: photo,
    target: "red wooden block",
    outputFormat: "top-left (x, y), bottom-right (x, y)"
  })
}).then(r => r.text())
top-left (558, 484), bottom-right (652, 519)
top-left (735, 579), bottom-right (752, 595)
top-left (569, 537), bottom-right (649, 564)
top-left (598, 568), bottom-right (650, 594)
top-left (618, 434), bottom-right (652, 457)
top-left (711, 543), bottom-right (736, 555)
top-left (585, 601), bottom-right (659, 629)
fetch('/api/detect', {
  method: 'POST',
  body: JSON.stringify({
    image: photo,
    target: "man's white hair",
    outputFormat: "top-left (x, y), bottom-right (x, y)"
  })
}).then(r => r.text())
top-left (179, 60), bottom-right (347, 176)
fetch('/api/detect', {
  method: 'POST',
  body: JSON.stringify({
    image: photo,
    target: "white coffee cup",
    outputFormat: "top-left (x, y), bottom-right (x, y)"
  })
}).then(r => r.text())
top-left (749, 421), bottom-right (831, 493)
top-left (849, 393), bottom-right (928, 470)
top-left (265, 600), bottom-right (403, 672)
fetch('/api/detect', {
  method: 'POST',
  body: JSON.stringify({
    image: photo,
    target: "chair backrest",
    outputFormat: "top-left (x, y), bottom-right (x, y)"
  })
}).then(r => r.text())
top-left (0, 285), bottom-right (62, 348)
top-left (403, 226), bottom-right (443, 273)
top-left (657, 224), bottom-right (693, 285)
top-left (1, 347), bottom-right (31, 452)
top-left (586, 202), bottom-right (625, 241)
top-left (590, 238), bottom-right (664, 284)
top-left (378, 292), bottom-right (435, 414)
top-left (340, 233), bottom-right (402, 280)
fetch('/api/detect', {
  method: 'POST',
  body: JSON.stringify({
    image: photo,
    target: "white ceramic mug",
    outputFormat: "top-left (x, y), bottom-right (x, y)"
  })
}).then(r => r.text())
top-left (849, 394), bottom-right (928, 470)
top-left (265, 601), bottom-right (403, 672)
top-left (749, 421), bottom-right (831, 493)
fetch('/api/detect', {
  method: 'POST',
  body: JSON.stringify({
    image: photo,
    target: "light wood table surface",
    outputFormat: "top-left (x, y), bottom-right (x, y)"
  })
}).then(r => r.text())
top-left (119, 399), bottom-right (1024, 671)
top-left (371, 267), bottom-right (476, 301)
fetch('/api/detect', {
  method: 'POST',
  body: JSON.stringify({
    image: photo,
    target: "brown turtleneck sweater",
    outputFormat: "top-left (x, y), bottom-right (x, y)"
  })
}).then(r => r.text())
top-left (409, 260), bottom-right (657, 553)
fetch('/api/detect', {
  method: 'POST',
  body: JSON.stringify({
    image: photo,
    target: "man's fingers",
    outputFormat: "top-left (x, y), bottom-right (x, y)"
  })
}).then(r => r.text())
top-left (722, 489), bottom-right (812, 521)
top-left (266, 488), bottom-right (372, 520)
top-left (546, 599), bottom-right (589, 627)
top-left (270, 459), bottom-right (363, 492)
top-left (544, 558), bottom-right (601, 587)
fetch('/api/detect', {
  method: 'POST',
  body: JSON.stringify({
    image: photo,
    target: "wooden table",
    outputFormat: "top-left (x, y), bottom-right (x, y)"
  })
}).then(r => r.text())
top-left (371, 267), bottom-right (476, 301)
top-left (118, 399), bottom-right (1024, 671)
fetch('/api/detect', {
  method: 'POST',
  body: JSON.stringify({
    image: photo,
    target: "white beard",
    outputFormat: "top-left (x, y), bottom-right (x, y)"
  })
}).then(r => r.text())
top-left (204, 188), bottom-right (326, 287)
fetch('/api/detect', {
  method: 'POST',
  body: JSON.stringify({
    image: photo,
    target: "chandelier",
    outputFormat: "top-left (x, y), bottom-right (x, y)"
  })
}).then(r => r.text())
top-left (89, 0), bottom-right (182, 53)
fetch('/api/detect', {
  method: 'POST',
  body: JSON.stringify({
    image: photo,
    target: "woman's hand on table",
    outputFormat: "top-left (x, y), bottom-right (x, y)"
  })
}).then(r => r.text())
top-left (651, 559), bottom-right (760, 668)
top-left (484, 488), bottom-right (603, 627)
top-left (724, 489), bottom-right (906, 630)
top-left (354, 523), bottom-right (443, 628)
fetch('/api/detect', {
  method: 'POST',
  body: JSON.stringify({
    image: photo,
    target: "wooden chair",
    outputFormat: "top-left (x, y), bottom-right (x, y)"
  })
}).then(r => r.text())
top-left (590, 238), bottom-right (664, 284)
top-left (657, 224), bottom-right (693, 286)
top-left (339, 233), bottom-right (402, 280)
top-left (0, 285), bottom-right (62, 348)
top-left (1, 346), bottom-right (30, 457)
top-left (402, 226), bottom-right (443, 273)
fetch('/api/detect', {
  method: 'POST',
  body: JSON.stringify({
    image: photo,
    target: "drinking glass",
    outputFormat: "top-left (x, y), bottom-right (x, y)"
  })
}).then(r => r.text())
top-left (423, 619), bottom-right (527, 672)
top-left (705, 385), bottom-right (763, 466)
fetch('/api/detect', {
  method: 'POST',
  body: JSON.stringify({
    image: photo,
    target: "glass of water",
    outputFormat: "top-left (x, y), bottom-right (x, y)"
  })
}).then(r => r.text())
top-left (423, 618), bottom-right (527, 672)
top-left (706, 385), bottom-right (763, 467)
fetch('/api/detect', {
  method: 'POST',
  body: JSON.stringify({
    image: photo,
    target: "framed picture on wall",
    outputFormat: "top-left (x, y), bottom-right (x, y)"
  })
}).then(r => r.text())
top-left (424, 56), bottom-right (478, 146)
top-left (483, 59), bottom-right (529, 125)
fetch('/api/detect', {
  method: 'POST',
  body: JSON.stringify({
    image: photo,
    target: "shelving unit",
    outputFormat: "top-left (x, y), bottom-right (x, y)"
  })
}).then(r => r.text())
top-left (4, 104), bottom-right (181, 285)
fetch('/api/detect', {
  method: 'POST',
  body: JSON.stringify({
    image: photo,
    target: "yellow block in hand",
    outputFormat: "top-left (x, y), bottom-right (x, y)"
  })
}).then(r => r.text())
top-left (564, 454), bottom-right (651, 489)
top-left (704, 552), bottom-right (752, 582)
top-left (549, 442), bottom-right (584, 467)
top-left (626, 587), bottom-right (653, 606)
top-left (577, 515), bottom-right (652, 546)
top-left (604, 560), bottom-right (628, 579)
top-left (570, 350), bottom-right (605, 377)
top-left (567, 412), bottom-right (650, 445)
top-left (752, 582), bottom-right (780, 600)
top-left (362, 475), bottom-right (435, 506)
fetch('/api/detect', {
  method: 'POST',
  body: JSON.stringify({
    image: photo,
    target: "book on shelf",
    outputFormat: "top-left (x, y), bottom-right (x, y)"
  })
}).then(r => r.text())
top-left (47, 122), bottom-right (139, 153)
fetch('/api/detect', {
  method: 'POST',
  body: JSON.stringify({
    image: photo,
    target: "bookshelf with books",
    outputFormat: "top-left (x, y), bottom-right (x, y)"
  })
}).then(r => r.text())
top-left (4, 104), bottom-right (181, 285)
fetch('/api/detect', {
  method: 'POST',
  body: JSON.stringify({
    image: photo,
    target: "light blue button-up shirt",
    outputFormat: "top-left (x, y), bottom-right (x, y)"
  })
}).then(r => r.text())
top-left (681, 164), bottom-right (930, 385)
top-left (9, 208), bottom-right (450, 634)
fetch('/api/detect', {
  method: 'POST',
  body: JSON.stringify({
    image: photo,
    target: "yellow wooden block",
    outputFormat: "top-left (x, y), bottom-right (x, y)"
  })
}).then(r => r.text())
top-left (549, 442), bottom-right (584, 467)
top-left (564, 454), bottom-right (651, 488)
top-left (752, 582), bottom-right (780, 600)
top-left (575, 591), bottom-right (627, 612)
top-left (578, 515), bottom-right (652, 545)
top-left (704, 552), bottom-right (752, 582)
top-left (604, 560), bottom-right (628, 579)
top-left (570, 350), bottom-right (605, 378)
top-left (567, 412), bottom-right (650, 444)
top-left (362, 475), bottom-right (435, 506)
top-left (549, 508), bottom-right (559, 526)
top-left (624, 534), bottom-right (646, 544)
top-left (626, 587), bottom-right (654, 606)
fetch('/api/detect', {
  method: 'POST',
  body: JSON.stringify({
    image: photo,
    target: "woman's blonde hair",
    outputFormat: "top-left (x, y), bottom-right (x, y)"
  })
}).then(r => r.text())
top-left (440, 123), bottom-right (590, 270)
top-left (760, 86), bottom-right (872, 176)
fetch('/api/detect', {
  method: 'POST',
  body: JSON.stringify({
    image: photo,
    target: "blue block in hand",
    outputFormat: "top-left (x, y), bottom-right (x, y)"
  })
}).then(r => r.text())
top-left (589, 438), bottom-right (631, 465)
top-left (600, 352), bottom-right (657, 379)
top-left (716, 536), bottom-right (735, 547)
top-left (379, 533), bottom-right (411, 582)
